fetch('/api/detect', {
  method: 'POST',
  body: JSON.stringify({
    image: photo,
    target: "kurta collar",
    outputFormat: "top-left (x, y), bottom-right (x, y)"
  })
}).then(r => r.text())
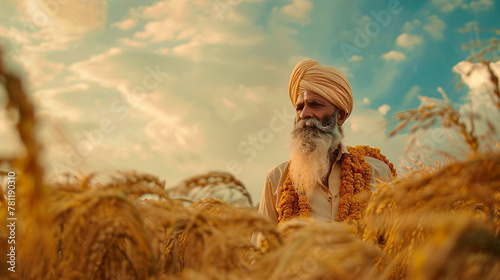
top-left (336, 142), bottom-right (349, 162)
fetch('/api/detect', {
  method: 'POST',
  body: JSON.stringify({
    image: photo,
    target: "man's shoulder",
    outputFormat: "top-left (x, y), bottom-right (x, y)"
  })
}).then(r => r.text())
top-left (266, 161), bottom-right (290, 182)
top-left (346, 145), bottom-right (395, 176)
top-left (363, 155), bottom-right (393, 183)
top-left (363, 155), bottom-right (388, 167)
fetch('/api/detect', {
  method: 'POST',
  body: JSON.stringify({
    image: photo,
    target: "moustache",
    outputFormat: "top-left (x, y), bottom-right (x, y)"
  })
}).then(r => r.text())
top-left (294, 116), bottom-right (336, 135)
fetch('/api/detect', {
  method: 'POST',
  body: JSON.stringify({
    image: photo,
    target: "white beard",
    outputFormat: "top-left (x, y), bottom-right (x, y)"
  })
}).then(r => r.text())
top-left (287, 115), bottom-right (343, 201)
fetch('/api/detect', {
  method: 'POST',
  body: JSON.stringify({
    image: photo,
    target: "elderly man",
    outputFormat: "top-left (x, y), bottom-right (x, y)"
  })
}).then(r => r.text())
top-left (258, 59), bottom-right (396, 225)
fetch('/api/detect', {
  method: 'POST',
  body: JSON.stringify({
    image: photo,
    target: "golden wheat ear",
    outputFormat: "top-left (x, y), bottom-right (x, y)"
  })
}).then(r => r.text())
top-left (0, 48), bottom-right (60, 279)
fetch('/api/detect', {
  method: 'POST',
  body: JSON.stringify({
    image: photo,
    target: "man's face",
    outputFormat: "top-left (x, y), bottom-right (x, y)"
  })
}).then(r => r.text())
top-left (288, 91), bottom-right (344, 200)
top-left (295, 91), bottom-right (338, 123)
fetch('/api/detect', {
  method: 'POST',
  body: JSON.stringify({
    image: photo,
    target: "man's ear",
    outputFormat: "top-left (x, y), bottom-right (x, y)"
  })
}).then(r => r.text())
top-left (337, 110), bottom-right (346, 126)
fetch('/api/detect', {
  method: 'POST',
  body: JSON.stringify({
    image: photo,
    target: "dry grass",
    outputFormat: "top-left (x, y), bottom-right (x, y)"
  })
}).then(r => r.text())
top-left (0, 33), bottom-right (500, 280)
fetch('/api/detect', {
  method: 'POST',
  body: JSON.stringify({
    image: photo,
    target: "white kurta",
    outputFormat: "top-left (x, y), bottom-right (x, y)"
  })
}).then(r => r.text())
top-left (257, 143), bottom-right (394, 224)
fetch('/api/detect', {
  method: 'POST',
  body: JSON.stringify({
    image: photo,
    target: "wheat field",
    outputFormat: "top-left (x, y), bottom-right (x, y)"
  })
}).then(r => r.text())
top-left (0, 37), bottom-right (499, 280)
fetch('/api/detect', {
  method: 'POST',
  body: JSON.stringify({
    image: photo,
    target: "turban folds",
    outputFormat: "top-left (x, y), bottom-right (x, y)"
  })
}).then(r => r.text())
top-left (288, 59), bottom-right (353, 126)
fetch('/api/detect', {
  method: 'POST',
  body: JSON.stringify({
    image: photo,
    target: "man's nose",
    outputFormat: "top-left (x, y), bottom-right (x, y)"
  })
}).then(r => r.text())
top-left (300, 105), bottom-right (314, 120)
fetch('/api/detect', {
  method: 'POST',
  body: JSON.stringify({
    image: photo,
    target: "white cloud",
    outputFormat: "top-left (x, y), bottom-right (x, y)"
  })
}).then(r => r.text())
top-left (452, 60), bottom-right (500, 93)
top-left (350, 55), bottom-right (363, 62)
top-left (13, 54), bottom-right (64, 89)
top-left (112, 18), bottom-right (138, 30)
top-left (8, 27), bottom-right (77, 53)
top-left (363, 97), bottom-right (370, 104)
top-left (134, 18), bottom-right (189, 42)
top-left (33, 84), bottom-right (88, 121)
top-left (431, 0), bottom-right (464, 12)
top-left (396, 33), bottom-right (424, 50)
top-left (378, 104), bottom-right (391, 115)
top-left (279, 0), bottom-right (314, 25)
top-left (423, 15), bottom-right (447, 40)
top-left (130, 0), bottom-right (175, 19)
top-left (119, 38), bottom-right (145, 47)
top-left (469, 0), bottom-right (494, 13)
top-left (130, 0), bottom-right (264, 62)
top-left (0, 26), bottom-right (29, 49)
top-left (236, 84), bottom-right (264, 102)
top-left (144, 117), bottom-right (202, 155)
top-left (338, 66), bottom-right (354, 78)
top-left (131, 0), bottom-right (259, 44)
top-left (464, 21), bottom-right (479, 30)
top-left (26, 0), bottom-right (108, 38)
top-left (222, 97), bottom-right (236, 108)
top-left (60, 49), bottom-right (210, 184)
top-left (158, 48), bottom-right (170, 55)
top-left (382, 51), bottom-right (406, 61)
top-left (431, 0), bottom-right (493, 13)
top-left (0, 0), bottom-right (108, 56)
top-left (68, 48), bottom-right (125, 88)
top-left (402, 20), bottom-right (421, 33)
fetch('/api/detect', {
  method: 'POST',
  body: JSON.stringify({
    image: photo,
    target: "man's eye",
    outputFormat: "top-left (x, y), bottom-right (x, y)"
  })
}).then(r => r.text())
top-left (296, 105), bottom-right (304, 111)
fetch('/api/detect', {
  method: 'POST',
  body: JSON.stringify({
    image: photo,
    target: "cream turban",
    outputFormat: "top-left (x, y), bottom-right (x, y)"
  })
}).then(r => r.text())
top-left (288, 59), bottom-right (353, 126)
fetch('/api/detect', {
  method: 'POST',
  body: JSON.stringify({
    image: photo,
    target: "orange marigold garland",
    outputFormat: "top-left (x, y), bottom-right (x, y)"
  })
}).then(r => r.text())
top-left (277, 146), bottom-right (397, 225)
top-left (336, 152), bottom-right (354, 221)
top-left (277, 176), bottom-right (310, 224)
top-left (337, 146), bottom-right (372, 221)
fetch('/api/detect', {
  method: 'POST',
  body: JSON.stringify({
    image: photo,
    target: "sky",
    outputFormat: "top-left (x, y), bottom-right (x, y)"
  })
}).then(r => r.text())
top-left (0, 0), bottom-right (499, 204)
